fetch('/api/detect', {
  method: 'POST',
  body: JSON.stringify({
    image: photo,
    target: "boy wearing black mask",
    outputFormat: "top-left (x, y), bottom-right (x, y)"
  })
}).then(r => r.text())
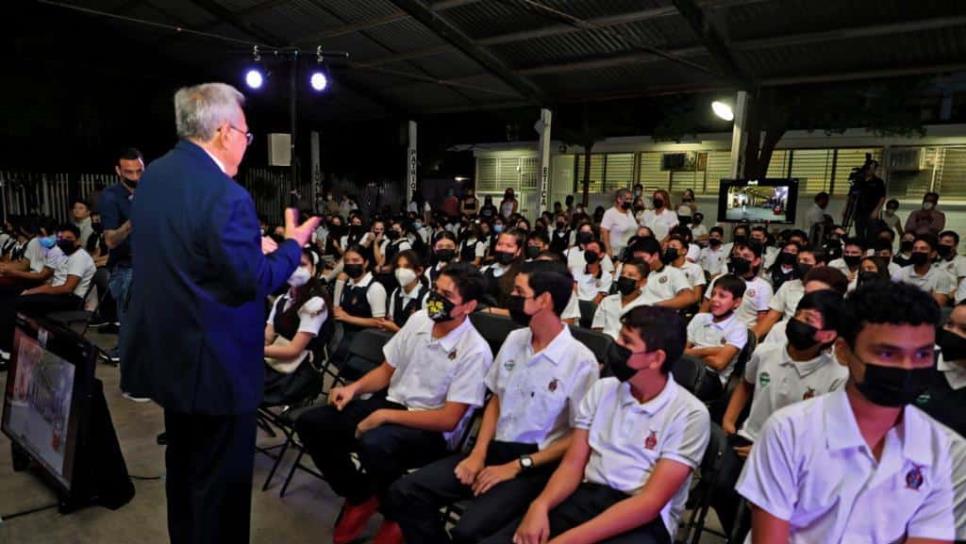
top-left (591, 259), bottom-right (649, 339)
top-left (488, 306), bottom-right (709, 544)
top-left (828, 237), bottom-right (865, 287)
top-left (895, 233), bottom-right (955, 307)
top-left (702, 241), bottom-right (773, 327)
top-left (388, 261), bottom-right (597, 544)
top-left (935, 230), bottom-right (966, 287)
top-left (549, 213), bottom-right (571, 254)
top-left (922, 301), bottom-right (966, 437)
top-left (737, 282), bottom-right (956, 543)
top-left (699, 226), bottom-right (727, 277)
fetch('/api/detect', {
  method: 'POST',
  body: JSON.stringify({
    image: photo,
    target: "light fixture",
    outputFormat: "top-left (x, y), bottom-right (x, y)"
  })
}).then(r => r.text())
top-left (712, 100), bottom-right (734, 121)
top-left (245, 46), bottom-right (264, 89)
top-left (309, 46), bottom-right (330, 92)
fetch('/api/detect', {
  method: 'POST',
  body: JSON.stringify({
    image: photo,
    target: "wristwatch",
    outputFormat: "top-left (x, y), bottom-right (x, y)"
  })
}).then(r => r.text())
top-left (518, 455), bottom-right (534, 471)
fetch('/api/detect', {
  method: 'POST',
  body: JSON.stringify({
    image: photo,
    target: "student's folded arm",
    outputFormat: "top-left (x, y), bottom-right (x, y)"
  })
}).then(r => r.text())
top-left (656, 289), bottom-right (693, 310)
top-left (703, 345), bottom-right (739, 371)
top-left (722, 379), bottom-right (753, 434)
top-left (384, 401), bottom-right (469, 432)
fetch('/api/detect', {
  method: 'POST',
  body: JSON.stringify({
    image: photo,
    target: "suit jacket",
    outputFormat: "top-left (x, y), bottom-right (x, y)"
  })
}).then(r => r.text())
top-left (120, 140), bottom-right (300, 415)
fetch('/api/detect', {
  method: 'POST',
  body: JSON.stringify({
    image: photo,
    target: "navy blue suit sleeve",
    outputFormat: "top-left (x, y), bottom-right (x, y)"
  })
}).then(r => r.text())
top-left (206, 191), bottom-right (300, 306)
top-left (98, 189), bottom-right (122, 230)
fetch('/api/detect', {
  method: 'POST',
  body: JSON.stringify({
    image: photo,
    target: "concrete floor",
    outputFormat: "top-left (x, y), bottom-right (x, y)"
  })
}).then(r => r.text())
top-left (0, 331), bottom-right (727, 544)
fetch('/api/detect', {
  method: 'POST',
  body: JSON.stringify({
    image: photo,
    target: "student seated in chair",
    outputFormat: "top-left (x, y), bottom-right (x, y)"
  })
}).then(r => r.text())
top-left (262, 247), bottom-right (330, 405)
top-left (294, 263), bottom-right (493, 544)
top-left (684, 274), bottom-right (748, 398)
top-left (591, 258), bottom-right (649, 339)
top-left (737, 282), bottom-right (956, 543)
top-left (380, 249), bottom-right (428, 333)
top-left (483, 305), bottom-right (710, 544)
top-left (387, 260), bottom-right (599, 544)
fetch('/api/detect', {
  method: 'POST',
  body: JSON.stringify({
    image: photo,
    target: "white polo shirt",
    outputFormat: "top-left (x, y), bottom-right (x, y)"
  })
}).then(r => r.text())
top-left (384, 310), bottom-right (493, 443)
top-left (570, 266), bottom-right (613, 301)
top-left (675, 261), bottom-right (706, 290)
top-left (737, 389), bottom-right (956, 543)
top-left (935, 254), bottom-right (966, 280)
top-left (638, 208), bottom-right (679, 241)
top-left (601, 207), bottom-right (638, 252)
top-left (50, 248), bottom-right (95, 298)
top-left (565, 246), bottom-right (615, 275)
top-left (686, 312), bottom-right (747, 385)
top-left (575, 377), bottom-right (710, 538)
top-left (640, 265), bottom-right (691, 305)
top-left (706, 275), bottom-right (773, 327)
top-left (939, 423), bottom-right (966, 541)
top-left (762, 319), bottom-right (788, 346)
top-left (768, 278), bottom-right (804, 320)
top-left (562, 292), bottom-right (580, 322)
top-left (738, 343), bottom-right (847, 442)
top-left (486, 326), bottom-right (598, 449)
top-left (24, 238), bottom-right (65, 273)
top-left (894, 264), bottom-right (956, 297)
top-left (699, 245), bottom-right (727, 277)
top-left (591, 291), bottom-right (648, 339)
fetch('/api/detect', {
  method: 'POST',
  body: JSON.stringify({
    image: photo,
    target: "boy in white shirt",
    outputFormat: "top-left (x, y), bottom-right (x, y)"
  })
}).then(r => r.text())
top-left (592, 259), bottom-right (649, 339)
top-left (894, 233), bottom-right (956, 307)
top-left (487, 305), bottom-right (709, 544)
top-left (702, 241), bottom-right (773, 327)
top-left (699, 226), bottom-right (727, 277)
top-left (635, 237), bottom-right (693, 309)
top-left (667, 236), bottom-right (706, 304)
top-left (737, 282), bottom-right (956, 543)
top-left (685, 274), bottom-right (748, 395)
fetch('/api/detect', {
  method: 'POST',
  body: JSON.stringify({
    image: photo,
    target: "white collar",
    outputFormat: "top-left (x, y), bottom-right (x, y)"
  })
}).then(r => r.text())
top-left (347, 272), bottom-right (373, 288)
top-left (415, 314), bottom-right (472, 353)
top-left (201, 147), bottom-right (226, 173)
top-left (707, 312), bottom-right (738, 331)
top-left (619, 376), bottom-right (678, 414)
top-left (938, 355), bottom-right (966, 390)
top-left (399, 283), bottom-right (424, 302)
top-left (520, 325), bottom-right (573, 367)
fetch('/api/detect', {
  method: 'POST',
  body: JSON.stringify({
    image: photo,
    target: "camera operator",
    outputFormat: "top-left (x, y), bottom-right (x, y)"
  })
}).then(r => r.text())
top-left (846, 158), bottom-right (885, 244)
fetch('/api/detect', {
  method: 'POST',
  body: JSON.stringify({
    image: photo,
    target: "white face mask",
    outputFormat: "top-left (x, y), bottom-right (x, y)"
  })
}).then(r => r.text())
top-left (287, 266), bottom-right (312, 287)
top-left (395, 267), bottom-right (418, 287)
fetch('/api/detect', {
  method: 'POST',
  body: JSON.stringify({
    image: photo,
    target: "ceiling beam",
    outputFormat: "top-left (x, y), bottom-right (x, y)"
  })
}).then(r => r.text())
top-left (761, 63), bottom-right (966, 87)
top-left (732, 16), bottom-right (966, 51)
top-left (671, 0), bottom-right (751, 86)
top-left (519, 46), bottom-right (707, 76)
top-left (385, 0), bottom-right (548, 104)
top-left (296, 0), bottom-right (485, 43)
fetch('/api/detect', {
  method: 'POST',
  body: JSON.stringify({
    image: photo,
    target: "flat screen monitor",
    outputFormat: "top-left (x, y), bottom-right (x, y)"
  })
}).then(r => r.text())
top-left (716, 178), bottom-right (799, 224)
top-left (2, 316), bottom-right (96, 492)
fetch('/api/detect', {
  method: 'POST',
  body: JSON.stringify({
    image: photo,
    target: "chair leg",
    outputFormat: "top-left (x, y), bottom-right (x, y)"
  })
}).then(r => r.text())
top-left (262, 434), bottom-right (293, 492)
top-left (280, 448), bottom-right (305, 498)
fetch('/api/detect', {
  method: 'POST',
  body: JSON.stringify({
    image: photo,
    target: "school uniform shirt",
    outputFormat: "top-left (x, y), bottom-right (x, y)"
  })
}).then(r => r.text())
top-left (640, 265), bottom-right (691, 305)
top-left (768, 278), bottom-right (804, 320)
top-left (459, 238), bottom-right (487, 262)
top-left (562, 292), bottom-right (580, 322)
top-left (939, 424), bottom-right (966, 541)
top-left (762, 246), bottom-right (780, 270)
top-left (686, 243), bottom-right (701, 263)
top-left (698, 245), bottom-right (727, 278)
top-left (565, 247), bottom-right (615, 275)
top-left (266, 294), bottom-right (328, 335)
top-left (691, 224), bottom-right (708, 240)
top-left (24, 237), bottom-right (65, 273)
top-left (894, 264), bottom-right (956, 298)
top-left (424, 262), bottom-right (447, 286)
top-left (384, 309), bottom-right (494, 445)
top-left (804, 202), bottom-right (826, 229)
top-left (600, 207), bottom-right (638, 253)
top-left (935, 254), bottom-right (966, 281)
top-left (571, 266), bottom-right (613, 302)
top-left (736, 389), bottom-right (956, 543)
top-left (591, 292), bottom-right (648, 339)
top-left (340, 272), bottom-right (388, 318)
top-left (486, 326), bottom-right (598, 449)
top-left (638, 208), bottom-right (679, 241)
top-left (50, 248), bottom-right (96, 298)
top-left (387, 284), bottom-right (428, 323)
top-left (686, 312), bottom-right (747, 385)
top-left (828, 258), bottom-right (858, 284)
top-left (738, 343), bottom-right (847, 443)
top-left (575, 377), bottom-right (710, 538)
top-left (705, 275), bottom-right (773, 327)
top-left (675, 261), bottom-right (706, 291)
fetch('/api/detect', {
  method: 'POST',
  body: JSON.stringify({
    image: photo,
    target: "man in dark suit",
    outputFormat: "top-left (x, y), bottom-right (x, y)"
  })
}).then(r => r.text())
top-left (120, 82), bottom-right (319, 544)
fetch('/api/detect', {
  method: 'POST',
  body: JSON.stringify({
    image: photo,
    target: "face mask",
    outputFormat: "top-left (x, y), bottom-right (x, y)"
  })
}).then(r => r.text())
top-left (525, 246), bottom-right (541, 259)
top-left (730, 257), bottom-right (751, 276)
top-left (386, 230), bottom-right (400, 241)
top-left (733, 235), bottom-right (748, 245)
top-left (857, 271), bottom-right (880, 285)
top-left (938, 328), bottom-right (966, 362)
top-left (910, 252), bottom-right (930, 266)
top-left (796, 263), bottom-right (813, 278)
top-left (584, 250), bottom-right (600, 265)
top-left (854, 359), bottom-right (932, 407)
top-left (662, 248), bottom-right (678, 265)
top-left (39, 236), bottom-right (57, 249)
top-left (937, 245), bottom-right (953, 258)
top-left (425, 290), bottom-right (457, 323)
top-left (121, 177), bottom-right (138, 190)
top-left (693, 215), bottom-right (703, 225)
top-left (493, 224), bottom-right (504, 234)
top-left (349, 224), bottom-right (364, 235)
top-left (496, 250), bottom-right (516, 265)
top-left (900, 240), bottom-right (914, 253)
top-left (786, 319), bottom-right (819, 351)
top-left (577, 231), bottom-right (593, 245)
top-left (709, 238), bottom-right (722, 248)
top-left (556, 222), bottom-right (566, 230)
top-left (884, 209), bottom-right (895, 216)
top-left (288, 266), bottom-right (312, 287)
top-left (344, 263), bottom-right (365, 279)
top-left (616, 277), bottom-right (638, 296)
top-left (620, 201), bottom-right (631, 211)
top-left (843, 255), bottom-right (861, 268)
top-left (779, 252), bottom-right (797, 266)
top-left (413, 221), bottom-right (423, 230)
top-left (92, 222), bottom-right (104, 234)
top-left (605, 342), bottom-right (639, 382)
top-left (507, 294), bottom-right (532, 326)
top-left (653, 198), bottom-right (665, 209)
top-left (435, 249), bottom-right (456, 263)
top-left (394, 267), bottom-right (417, 287)
top-left (56, 239), bottom-right (77, 255)
top-left (923, 201), bottom-right (935, 211)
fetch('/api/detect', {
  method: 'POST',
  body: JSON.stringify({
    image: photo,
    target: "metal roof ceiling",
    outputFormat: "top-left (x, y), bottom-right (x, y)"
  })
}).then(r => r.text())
top-left (63, 0), bottom-right (966, 118)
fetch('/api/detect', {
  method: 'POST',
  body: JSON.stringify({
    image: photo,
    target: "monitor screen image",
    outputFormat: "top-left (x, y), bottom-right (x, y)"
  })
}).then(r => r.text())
top-left (717, 178), bottom-right (799, 224)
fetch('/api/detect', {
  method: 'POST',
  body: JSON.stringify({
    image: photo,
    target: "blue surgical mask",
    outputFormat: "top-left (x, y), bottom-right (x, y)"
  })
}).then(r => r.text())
top-left (39, 235), bottom-right (56, 249)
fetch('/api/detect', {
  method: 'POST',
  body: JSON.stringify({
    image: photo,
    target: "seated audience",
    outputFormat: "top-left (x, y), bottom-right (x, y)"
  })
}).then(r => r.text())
top-left (893, 233), bottom-right (955, 307)
top-left (332, 244), bottom-right (388, 360)
top-left (828, 236), bottom-right (864, 289)
top-left (699, 226), bottom-right (727, 277)
top-left (666, 235), bottom-right (705, 304)
top-left (685, 274), bottom-right (748, 395)
top-left (381, 250), bottom-right (427, 333)
top-left (766, 241), bottom-right (800, 291)
top-left (936, 229), bottom-right (966, 288)
top-left (458, 222), bottom-right (487, 267)
top-left (925, 301), bottom-right (966, 437)
top-left (702, 241), bottom-right (773, 327)
top-left (565, 221), bottom-right (615, 274)
top-left (591, 258), bottom-right (649, 339)
top-left (425, 231), bottom-right (458, 285)
top-left (635, 236), bottom-right (692, 309)
top-left (481, 228), bottom-right (526, 309)
top-left (761, 267), bottom-right (849, 346)
top-left (753, 247), bottom-right (822, 340)
top-left (570, 239), bottom-right (612, 304)
top-left (525, 230), bottom-right (550, 261)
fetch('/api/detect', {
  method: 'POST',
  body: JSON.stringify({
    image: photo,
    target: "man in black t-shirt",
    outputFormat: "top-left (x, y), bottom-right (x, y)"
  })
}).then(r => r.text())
top-left (848, 160), bottom-right (885, 244)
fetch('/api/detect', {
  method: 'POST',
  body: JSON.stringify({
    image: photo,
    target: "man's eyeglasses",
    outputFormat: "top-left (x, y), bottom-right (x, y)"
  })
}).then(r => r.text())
top-left (228, 125), bottom-right (254, 147)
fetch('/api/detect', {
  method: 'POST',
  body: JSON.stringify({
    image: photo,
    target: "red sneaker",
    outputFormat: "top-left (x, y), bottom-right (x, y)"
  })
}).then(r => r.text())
top-left (332, 496), bottom-right (380, 544)
top-left (372, 520), bottom-right (404, 544)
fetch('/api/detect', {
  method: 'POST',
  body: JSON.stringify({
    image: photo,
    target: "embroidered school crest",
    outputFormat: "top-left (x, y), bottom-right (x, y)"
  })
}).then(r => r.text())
top-left (448, 350), bottom-right (458, 360)
top-left (720, 337), bottom-right (728, 345)
top-left (548, 378), bottom-right (560, 392)
top-left (915, 392), bottom-right (931, 406)
top-left (659, 276), bottom-right (668, 284)
top-left (644, 431), bottom-right (658, 450)
top-left (759, 372), bottom-right (771, 387)
top-left (747, 289), bottom-right (757, 298)
top-left (906, 465), bottom-right (924, 491)
top-left (802, 387), bottom-right (816, 400)
top-left (504, 360), bottom-right (515, 371)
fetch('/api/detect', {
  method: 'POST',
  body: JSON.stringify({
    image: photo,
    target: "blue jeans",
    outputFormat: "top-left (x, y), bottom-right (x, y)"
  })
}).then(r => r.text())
top-left (108, 265), bottom-right (133, 328)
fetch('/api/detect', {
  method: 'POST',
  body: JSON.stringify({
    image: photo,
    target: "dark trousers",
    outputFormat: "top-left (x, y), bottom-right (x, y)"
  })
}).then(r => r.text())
top-left (388, 441), bottom-right (552, 544)
top-left (481, 482), bottom-right (671, 544)
top-left (294, 393), bottom-right (448, 505)
top-left (164, 410), bottom-right (256, 544)
top-left (711, 433), bottom-right (751, 535)
top-left (1, 292), bottom-right (81, 350)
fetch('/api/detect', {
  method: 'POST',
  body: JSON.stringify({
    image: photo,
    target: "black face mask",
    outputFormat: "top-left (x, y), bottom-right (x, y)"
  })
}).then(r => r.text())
top-left (605, 342), bottom-right (638, 382)
top-left (344, 263), bottom-right (365, 279)
top-left (900, 240), bottom-right (914, 253)
top-left (556, 222), bottom-right (567, 231)
top-left (843, 255), bottom-right (861, 268)
top-left (121, 177), bottom-right (138, 190)
top-left (633, 205), bottom-right (645, 213)
top-left (525, 246), bottom-right (541, 259)
top-left (425, 290), bottom-right (457, 323)
top-left (56, 239), bottom-right (78, 255)
top-left (577, 231), bottom-right (594, 245)
top-left (662, 248), bottom-right (678, 265)
top-left (386, 230), bottom-right (400, 241)
top-left (91, 222), bottom-right (104, 234)
top-left (653, 198), bottom-right (665, 209)
top-left (796, 263), bottom-right (813, 278)
top-left (730, 257), bottom-right (751, 276)
top-left (507, 294), bottom-right (532, 326)
top-left (786, 319), bottom-right (819, 351)
top-left (779, 252), bottom-right (797, 266)
top-left (857, 271), bottom-right (880, 286)
top-left (435, 249), bottom-right (456, 263)
top-left (709, 238), bottom-right (722, 248)
top-left (937, 245), bottom-right (954, 259)
top-left (349, 224), bottom-right (364, 235)
top-left (938, 328), bottom-right (966, 362)
top-left (584, 250), bottom-right (600, 265)
top-left (854, 360), bottom-right (932, 407)
top-left (496, 250), bottom-right (517, 265)
top-left (910, 252), bottom-right (930, 266)
top-left (616, 277), bottom-right (638, 296)
top-left (620, 201), bottom-right (632, 211)
top-left (733, 235), bottom-right (748, 245)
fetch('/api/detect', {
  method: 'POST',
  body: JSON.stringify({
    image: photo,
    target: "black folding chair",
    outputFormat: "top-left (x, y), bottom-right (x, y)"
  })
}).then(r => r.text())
top-left (46, 281), bottom-right (105, 338)
top-left (469, 311), bottom-right (523, 356)
top-left (569, 325), bottom-right (612, 365)
top-left (710, 328), bottom-right (755, 424)
top-left (671, 355), bottom-right (706, 396)
top-left (577, 300), bottom-right (597, 329)
top-left (681, 423), bottom-right (730, 544)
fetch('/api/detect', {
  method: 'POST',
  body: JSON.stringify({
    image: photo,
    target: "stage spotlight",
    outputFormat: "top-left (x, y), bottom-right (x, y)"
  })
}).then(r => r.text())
top-left (712, 100), bottom-right (734, 121)
top-left (309, 71), bottom-right (328, 92)
top-left (245, 68), bottom-right (264, 90)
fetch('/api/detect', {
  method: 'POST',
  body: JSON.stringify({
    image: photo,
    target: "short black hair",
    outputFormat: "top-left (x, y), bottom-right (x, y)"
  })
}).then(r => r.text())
top-left (939, 230), bottom-right (960, 245)
top-left (872, 239), bottom-right (894, 253)
top-left (803, 266), bottom-right (849, 295)
top-left (620, 306), bottom-right (686, 374)
top-left (500, 228), bottom-right (527, 251)
top-left (439, 262), bottom-right (486, 304)
top-left (815, 192), bottom-right (829, 202)
top-left (71, 198), bottom-right (90, 209)
top-left (839, 281), bottom-right (940, 348)
top-left (527, 230), bottom-right (549, 246)
top-left (914, 232), bottom-right (938, 251)
top-left (535, 250), bottom-right (564, 263)
top-left (58, 223), bottom-right (81, 238)
top-left (519, 260), bottom-right (573, 316)
top-left (117, 147), bottom-right (143, 163)
top-left (635, 236), bottom-right (662, 257)
top-left (669, 225), bottom-right (693, 242)
top-left (433, 230), bottom-right (458, 246)
top-left (709, 226), bottom-right (724, 236)
top-left (843, 237), bottom-right (866, 251)
top-left (620, 258), bottom-right (649, 278)
top-left (734, 240), bottom-right (763, 258)
top-left (795, 290), bottom-right (844, 332)
top-left (712, 274), bottom-right (746, 299)
top-left (393, 249), bottom-right (423, 271)
top-left (886, 198), bottom-right (899, 209)
top-left (343, 244), bottom-right (370, 266)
